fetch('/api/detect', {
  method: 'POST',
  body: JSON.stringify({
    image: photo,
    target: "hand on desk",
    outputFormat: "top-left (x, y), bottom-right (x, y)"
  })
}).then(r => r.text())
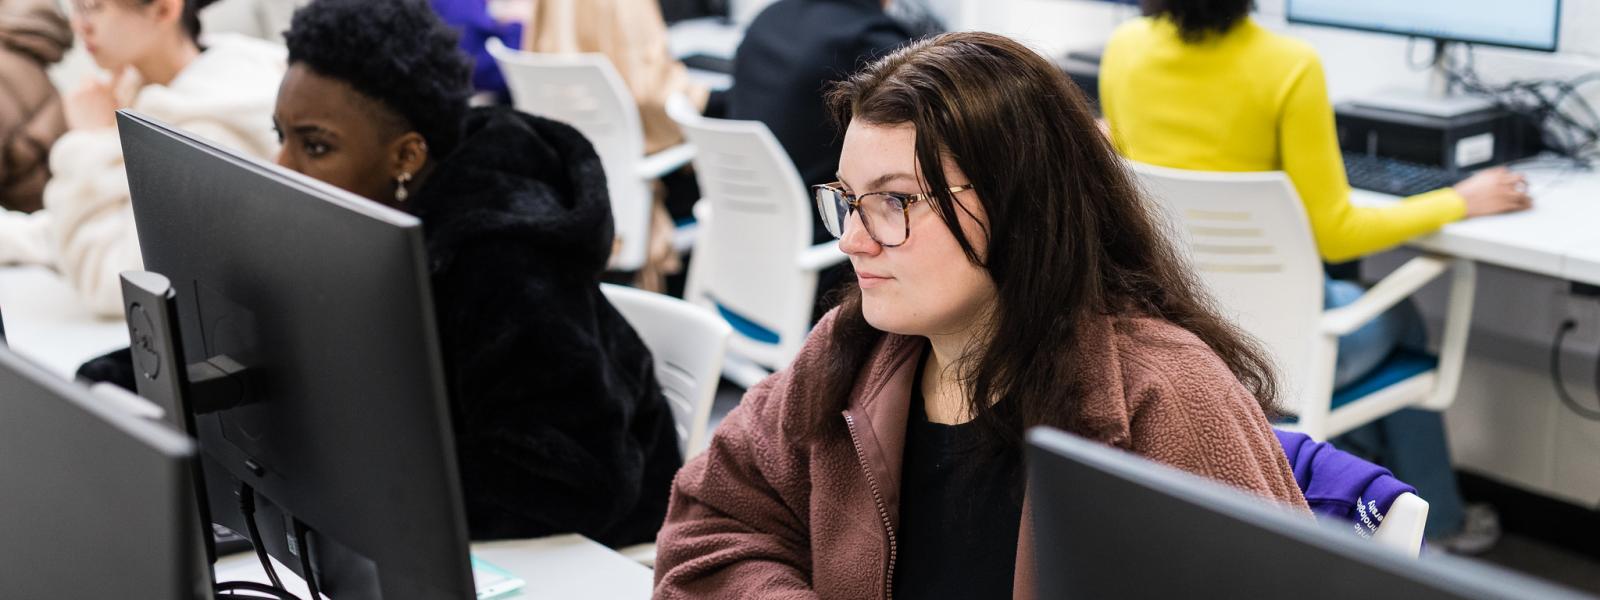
top-left (1456, 167), bottom-right (1533, 218)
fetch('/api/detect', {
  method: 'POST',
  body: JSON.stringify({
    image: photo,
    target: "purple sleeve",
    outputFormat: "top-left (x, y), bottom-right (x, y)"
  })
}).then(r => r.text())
top-left (1272, 429), bottom-right (1416, 538)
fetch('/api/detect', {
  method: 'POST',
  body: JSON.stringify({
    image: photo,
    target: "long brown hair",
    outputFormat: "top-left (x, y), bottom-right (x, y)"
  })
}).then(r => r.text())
top-left (812, 31), bottom-right (1278, 446)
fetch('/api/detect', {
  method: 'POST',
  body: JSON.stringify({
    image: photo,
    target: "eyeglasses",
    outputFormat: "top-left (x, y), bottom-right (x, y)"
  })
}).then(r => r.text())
top-left (813, 182), bottom-right (975, 247)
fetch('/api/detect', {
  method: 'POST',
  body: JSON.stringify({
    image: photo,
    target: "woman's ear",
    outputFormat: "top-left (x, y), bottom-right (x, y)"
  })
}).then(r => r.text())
top-left (390, 132), bottom-right (430, 180)
top-left (151, 0), bottom-right (185, 27)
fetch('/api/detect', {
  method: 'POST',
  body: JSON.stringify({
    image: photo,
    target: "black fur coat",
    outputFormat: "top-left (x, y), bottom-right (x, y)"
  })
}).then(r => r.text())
top-left (79, 107), bottom-right (681, 548)
top-left (418, 107), bottom-right (680, 547)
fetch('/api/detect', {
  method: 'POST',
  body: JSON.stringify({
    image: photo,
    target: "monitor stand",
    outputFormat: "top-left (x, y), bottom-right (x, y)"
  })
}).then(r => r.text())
top-left (1348, 39), bottom-right (1496, 119)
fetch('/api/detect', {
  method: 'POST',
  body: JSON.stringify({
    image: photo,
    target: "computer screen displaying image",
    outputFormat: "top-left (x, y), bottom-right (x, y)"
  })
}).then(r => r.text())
top-left (1287, 0), bottom-right (1561, 52)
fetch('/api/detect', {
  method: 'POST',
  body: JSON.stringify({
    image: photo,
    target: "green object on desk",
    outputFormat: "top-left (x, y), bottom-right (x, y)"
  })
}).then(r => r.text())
top-left (473, 555), bottom-right (527, 599)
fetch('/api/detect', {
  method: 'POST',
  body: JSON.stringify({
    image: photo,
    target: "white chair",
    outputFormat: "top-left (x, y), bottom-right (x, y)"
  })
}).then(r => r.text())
top-left (1372, 492), bottom-right (1430, 557)
top-left (667, 99), bottom-right (848, 388)
top-left (487, 38), bottom-right (696, 272)
top-left (1127, 161), bottom-right (1477, 441)
top-left (598, 284), bottom-right (730, 568)
top-left (598, 284), bottom-right (730, 460)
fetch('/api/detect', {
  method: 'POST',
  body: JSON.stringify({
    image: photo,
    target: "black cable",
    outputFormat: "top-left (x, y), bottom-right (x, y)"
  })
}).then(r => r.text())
top-left (1436, 45), bottom-right (1600, 165)
top-left (1548, 320), bottom-right (1600, 421)
top-left (214, 580), bottom-right (303, 600)
top-left (292, 519), bottom-right (323, 600)
top-left (239, 482), bottom-right (283, 590)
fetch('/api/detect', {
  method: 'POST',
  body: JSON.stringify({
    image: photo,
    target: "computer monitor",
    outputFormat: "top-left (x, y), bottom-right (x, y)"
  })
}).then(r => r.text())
top-left (117, 110), bottom-right (475, 599)
top-left (0, 344), bottom-right (208, 598)
top-left (1025, 427), bottom-right (1592, 599)
top-left (1286, 0), bottom-right (1561, 53)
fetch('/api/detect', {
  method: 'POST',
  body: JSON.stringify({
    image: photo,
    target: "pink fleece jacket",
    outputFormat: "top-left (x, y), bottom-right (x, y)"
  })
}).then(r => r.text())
top-left (654, 309), bottom-right (1311, 599)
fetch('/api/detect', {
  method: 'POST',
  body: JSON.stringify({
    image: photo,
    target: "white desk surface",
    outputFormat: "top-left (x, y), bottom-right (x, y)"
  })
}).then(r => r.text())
top-left (213, 534), bottom-right (653, 600)
top-left (0, 266), bottom-right (128, 377)
top-left (1562, 239), bottom-right (1600, 286)
top-left (669, 17), bottom-right (741, 92)
top-left (667, 17), bottom-right (743, 62)
top-left (1351, 161), bottom-right (1600, 285)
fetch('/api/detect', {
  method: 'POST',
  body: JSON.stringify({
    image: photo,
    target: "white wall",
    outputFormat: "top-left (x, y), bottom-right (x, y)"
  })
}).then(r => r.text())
top-left (1368, 250), bottom-right (1600, 508)
top-left (979, 0), bottom-right (1600, 109)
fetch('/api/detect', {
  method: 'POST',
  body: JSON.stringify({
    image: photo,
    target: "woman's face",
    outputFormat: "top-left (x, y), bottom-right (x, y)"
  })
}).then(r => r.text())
top-left (70, 0), bottom-right (172, 71)
top-left (836, 119), bottom-right (997, 339)
top-left (273, 63), bottom-right (407, 206)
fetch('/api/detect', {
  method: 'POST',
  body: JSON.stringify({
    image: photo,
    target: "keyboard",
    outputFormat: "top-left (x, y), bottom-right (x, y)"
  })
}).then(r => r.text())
top-left (1343, 152), bottom-right (1467, 197)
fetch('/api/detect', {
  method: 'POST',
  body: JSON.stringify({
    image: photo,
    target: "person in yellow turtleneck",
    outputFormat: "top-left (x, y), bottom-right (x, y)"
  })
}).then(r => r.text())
top-left (1100, 7), bottom-right (1531, 263)
top-left (1100, 0), bottom-right (1525, 555)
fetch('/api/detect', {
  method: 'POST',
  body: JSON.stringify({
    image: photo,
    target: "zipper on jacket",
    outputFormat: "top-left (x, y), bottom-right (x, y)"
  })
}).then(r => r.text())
top-left (844, 412), bottom-right (897, 600)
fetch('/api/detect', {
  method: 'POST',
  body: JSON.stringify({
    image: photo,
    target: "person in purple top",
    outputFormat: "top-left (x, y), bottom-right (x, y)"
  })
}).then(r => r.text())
top-left (430, 0), bottom-right (522, 101)
top-left (1276, 429), bottom-right (1418, 540)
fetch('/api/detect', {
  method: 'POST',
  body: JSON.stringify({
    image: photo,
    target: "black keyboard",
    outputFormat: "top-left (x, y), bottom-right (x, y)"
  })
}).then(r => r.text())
top-left (1343, 152), bottom-right (1467, 197)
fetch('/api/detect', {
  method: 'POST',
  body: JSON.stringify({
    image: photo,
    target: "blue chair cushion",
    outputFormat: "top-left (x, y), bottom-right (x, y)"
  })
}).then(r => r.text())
top-left (1276, 349), bottom-right (1437, 426)
top-left (1330, 349), bottom-right (1437, 410)
top-left (714, 300), bottom-right (780, 345)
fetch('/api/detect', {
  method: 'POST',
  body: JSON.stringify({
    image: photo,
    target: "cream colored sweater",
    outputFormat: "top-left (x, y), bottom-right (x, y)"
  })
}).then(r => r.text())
top-left (0, 33), bottom-right (284, 316)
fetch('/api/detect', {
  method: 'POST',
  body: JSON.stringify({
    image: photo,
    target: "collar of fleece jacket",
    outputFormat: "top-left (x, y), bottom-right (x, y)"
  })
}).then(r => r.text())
top-left (412, 106), bottom-right (615, 277)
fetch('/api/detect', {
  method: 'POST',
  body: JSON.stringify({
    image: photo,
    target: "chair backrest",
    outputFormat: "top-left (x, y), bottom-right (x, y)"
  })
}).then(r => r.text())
top-left (670, 108), bottom-right (819, 364)
top-left (599, 284), bottom-right (731, 459)
top-left (487, 38), bottom-right (652, 271)
top-left (1126, 161), bottom-right (1326, 411)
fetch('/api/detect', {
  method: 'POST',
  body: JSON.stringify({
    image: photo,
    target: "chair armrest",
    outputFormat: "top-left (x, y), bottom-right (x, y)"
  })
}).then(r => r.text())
top-left (672, 219), bottom-right (699, 254)
top-left (1420, 259), bottom-right (1477, 410)
top-left (636, 143), bottom-right (696, 180)
top-left (1370, 492), bottom-right (1429, 558)
top-left (797, 241), bottom-right (847, 272)
top-left (1320, 255), bottom-right (1450, 337)
top-left (666, 92), bottom-right (701, 126)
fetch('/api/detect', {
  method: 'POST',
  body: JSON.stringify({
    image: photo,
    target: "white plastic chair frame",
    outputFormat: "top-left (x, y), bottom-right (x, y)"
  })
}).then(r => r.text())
top-left (1127, 161), bottom-right (1477, 441)
top-left (487, 38), bottom-right (696, 272)
top-left (667, 94), bottom-right (847, 387)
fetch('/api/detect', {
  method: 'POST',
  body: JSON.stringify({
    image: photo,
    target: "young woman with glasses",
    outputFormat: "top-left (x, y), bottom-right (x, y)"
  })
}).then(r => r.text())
top-left (652, 31), bottom-right (1311, 599)
top-left (0, 0), bottom-right (283, 316)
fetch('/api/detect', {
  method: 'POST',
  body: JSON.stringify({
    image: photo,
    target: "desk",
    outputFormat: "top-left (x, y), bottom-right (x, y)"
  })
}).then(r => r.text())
top-left (667, 17), bottom-right (743, 63)
top-left (1350, 162), bottom-right (1600, 285)
top-left (212, 534), bottom-right (653, 599)
top-left (0, 266), bottom-right (128, 376)
top-left (668, 17), bottom-right (741, 92)
top-left (1563, 238), bottom-right (1600, 286)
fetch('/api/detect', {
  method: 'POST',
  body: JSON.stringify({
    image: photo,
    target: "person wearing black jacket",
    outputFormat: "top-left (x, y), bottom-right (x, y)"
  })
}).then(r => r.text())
top-left (723, 0), bottom-right (915, 318)
top-left (726, 0), bottom-right (915, 245)
top-left (79, 0), bottom-right (680, 548)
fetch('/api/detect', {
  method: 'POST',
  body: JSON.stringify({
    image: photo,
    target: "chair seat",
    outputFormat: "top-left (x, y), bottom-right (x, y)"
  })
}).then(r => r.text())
top-left (1276, 349), bottom-right (1438, 427)
top-left (1330, 349), bottom-right (1437, 410)
top-left (714, 300), bottom-right (780, 345)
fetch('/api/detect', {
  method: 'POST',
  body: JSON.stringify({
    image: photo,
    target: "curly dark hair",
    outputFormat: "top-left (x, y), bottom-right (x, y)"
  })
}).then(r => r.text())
top-left (283, 0), bottom-right (472, 157)
top-left (1140, 0), bottom-right (1253, 43)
